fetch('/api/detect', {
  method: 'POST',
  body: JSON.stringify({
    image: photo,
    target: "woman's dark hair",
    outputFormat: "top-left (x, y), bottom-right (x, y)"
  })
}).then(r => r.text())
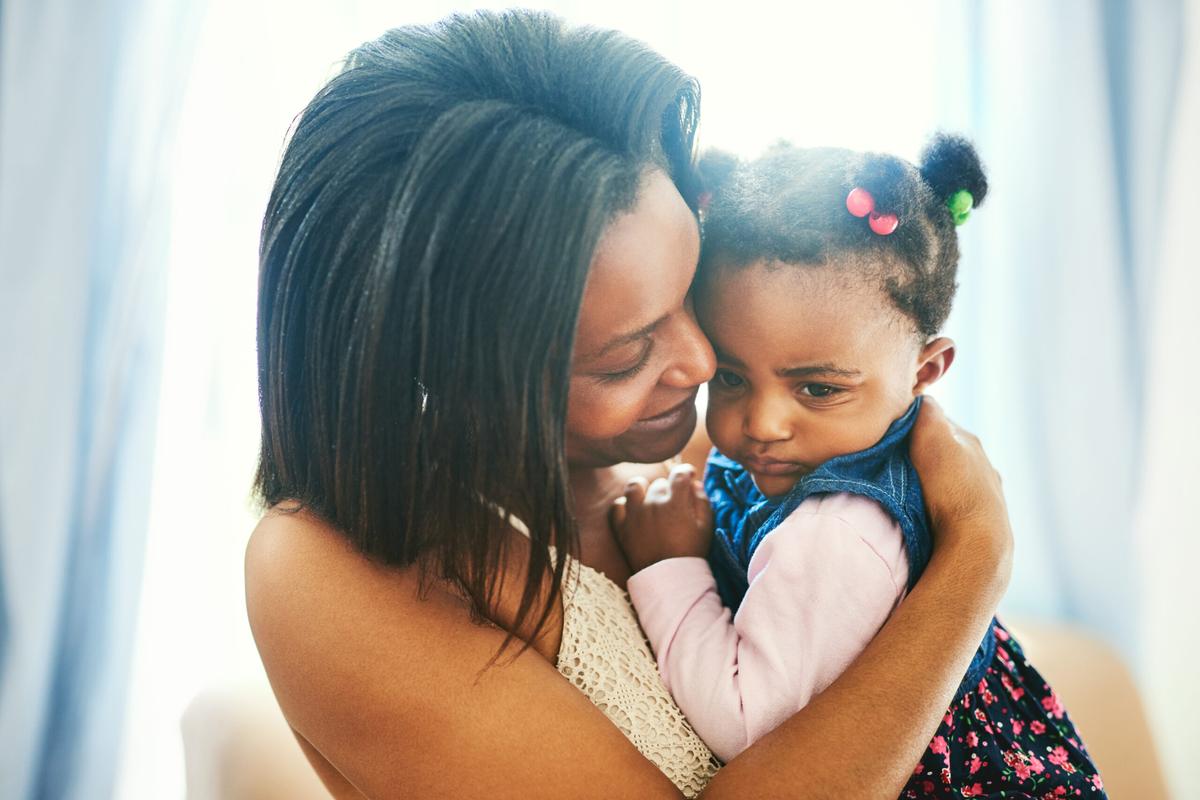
top-left (254, 10), bottom-right (700, 651)
top-left (698, 134), bottom-right (987, 336)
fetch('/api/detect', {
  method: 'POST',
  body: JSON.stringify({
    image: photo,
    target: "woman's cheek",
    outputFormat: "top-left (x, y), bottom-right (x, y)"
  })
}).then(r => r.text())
top-left (566, 379), bottom-right (655, 439)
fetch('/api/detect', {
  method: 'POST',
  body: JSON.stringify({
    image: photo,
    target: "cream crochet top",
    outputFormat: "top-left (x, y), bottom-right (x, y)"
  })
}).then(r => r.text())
top-left (554, 552), bottom-right (721, 797)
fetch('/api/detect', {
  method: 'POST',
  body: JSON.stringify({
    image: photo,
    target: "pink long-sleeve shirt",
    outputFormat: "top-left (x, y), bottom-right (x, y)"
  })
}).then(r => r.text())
top-left (625, 492), bottom-right (910, 763)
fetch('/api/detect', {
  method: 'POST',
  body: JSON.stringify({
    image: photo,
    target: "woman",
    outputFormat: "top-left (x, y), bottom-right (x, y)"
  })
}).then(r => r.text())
top-left (245, 10), bottom-right (1012, 798)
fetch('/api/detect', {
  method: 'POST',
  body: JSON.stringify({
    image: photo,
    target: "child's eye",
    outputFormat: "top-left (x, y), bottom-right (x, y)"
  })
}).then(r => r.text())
top-left (713, 369), bottom-right (744, 389)
top-left (800, 383), bottom-right (842, 398)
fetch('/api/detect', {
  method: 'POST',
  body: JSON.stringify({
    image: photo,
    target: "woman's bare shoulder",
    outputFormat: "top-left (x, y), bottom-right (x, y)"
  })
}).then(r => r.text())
top-left (244, 504), bottom-right (463, 663)
top-left (246, 504), bottom-right (415, 598)
top-left (242, 504), bottom-right (680, 798)
top-left (248, 504), bottom-right (359, 583)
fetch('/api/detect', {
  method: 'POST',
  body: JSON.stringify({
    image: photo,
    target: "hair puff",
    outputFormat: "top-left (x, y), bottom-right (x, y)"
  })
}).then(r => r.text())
top-left (918, 133), bottom-right (988, 208)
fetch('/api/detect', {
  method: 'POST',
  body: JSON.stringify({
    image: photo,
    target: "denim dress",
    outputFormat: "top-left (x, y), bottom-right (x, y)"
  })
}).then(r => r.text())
top-left (703, 397), bottom-right (1108, 797)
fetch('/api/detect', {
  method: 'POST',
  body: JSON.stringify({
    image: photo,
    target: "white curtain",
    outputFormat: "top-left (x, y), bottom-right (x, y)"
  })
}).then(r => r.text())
top-left (1136, 0), bottom-right (1200, 787)
top-left (0, 1), bottom-right (201, 797)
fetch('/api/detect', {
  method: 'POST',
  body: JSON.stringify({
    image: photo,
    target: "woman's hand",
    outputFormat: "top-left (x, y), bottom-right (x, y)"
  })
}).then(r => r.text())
top-left (910, 396), bottom-right (1013, 590)
top-left (610, 463), bottom-right (713, 573)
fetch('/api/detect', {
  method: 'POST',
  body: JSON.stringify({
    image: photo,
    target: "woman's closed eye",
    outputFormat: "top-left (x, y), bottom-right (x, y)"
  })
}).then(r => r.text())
top-left (596, 340), bottom-right (654, 383)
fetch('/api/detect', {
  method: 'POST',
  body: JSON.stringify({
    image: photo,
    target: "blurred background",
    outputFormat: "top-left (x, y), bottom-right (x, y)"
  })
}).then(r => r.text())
top-left (0, 0), bottom-right (1196, 798)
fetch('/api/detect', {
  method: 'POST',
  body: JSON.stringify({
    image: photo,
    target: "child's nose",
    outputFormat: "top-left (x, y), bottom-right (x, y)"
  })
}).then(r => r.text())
top-left (743, 394), bottom-right (792, 444)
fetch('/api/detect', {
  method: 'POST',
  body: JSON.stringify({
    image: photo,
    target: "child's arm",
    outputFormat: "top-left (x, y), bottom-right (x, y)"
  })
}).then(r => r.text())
top-left (620, 492), bottom-right (908, 764)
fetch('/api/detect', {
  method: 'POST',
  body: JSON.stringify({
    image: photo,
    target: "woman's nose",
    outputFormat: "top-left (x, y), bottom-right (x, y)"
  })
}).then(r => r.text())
top-left (744, 393), bottom-right (792, 444)
top-left (660, 307), bottom-right (716, 389)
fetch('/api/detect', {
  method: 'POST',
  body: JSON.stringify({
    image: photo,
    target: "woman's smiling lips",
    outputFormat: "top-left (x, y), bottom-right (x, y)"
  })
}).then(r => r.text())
top-left (630, 392), bottom-right (698, 434)
top-left (741, 455), bottom-right (807, 476)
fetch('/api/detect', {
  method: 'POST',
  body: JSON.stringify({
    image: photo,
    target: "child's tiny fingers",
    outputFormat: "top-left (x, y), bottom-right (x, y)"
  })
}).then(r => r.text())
top-left (609, 496), bottom-right (627, 527)
top-left (624, 477), bottom-right (648, 501)
top-left (645, 476), bottom-right (672, 503)
top-left (668, 463), bottom-right (696, 484)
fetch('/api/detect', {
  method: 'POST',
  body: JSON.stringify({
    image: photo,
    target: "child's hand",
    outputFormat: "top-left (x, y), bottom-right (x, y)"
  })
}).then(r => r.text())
top-left (610, 463), bottom-right (713, 574)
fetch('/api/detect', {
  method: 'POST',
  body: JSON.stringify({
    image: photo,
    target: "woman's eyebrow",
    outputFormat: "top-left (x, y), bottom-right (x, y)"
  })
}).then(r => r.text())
top-left (584, 317), bottom-right (665, 361)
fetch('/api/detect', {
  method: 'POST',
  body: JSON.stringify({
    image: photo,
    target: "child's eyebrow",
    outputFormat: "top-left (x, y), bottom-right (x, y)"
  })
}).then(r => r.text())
top-left (712, 346), bottom-right (745, 368)
top-left (778, 364), bottom-right (863, 379)
top-left (714, 348), bottom-right (862, 379)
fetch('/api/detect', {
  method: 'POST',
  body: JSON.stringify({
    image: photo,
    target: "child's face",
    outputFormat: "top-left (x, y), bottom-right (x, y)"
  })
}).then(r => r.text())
top-left (696, 260), bottom-right (950, 498)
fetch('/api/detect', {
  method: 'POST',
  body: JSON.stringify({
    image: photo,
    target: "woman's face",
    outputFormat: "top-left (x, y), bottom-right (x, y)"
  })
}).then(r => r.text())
top-left (566, 170), bottom-right (716, 468)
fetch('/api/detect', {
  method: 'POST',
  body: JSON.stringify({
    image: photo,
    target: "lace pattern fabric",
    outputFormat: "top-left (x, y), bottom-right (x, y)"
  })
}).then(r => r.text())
top-left (555, 555), bottom-right (721, 798)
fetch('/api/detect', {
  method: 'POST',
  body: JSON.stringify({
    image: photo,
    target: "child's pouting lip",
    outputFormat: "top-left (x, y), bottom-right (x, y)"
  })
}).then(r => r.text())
top-left (738, 454), bottom-right (809, 478)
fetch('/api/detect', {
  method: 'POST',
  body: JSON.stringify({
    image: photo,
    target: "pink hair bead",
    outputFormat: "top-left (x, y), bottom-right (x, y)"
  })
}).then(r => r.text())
top-left (846, 187), bottom-right (874, 217)
top-left (868, 211), bottom-right (899, 235)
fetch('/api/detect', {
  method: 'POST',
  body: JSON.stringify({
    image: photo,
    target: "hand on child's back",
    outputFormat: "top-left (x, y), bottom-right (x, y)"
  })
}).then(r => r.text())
top-left (610, 463), bottom-right (713, 573)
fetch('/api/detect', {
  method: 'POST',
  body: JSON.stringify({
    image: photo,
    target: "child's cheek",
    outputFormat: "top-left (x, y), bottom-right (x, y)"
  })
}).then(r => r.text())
top-left (705, 398), bottom-right (741, 454)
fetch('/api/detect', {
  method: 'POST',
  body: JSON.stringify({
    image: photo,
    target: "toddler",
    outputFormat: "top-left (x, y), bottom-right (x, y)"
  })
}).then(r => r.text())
top-left (615, 136), bottom-right (1106, 798)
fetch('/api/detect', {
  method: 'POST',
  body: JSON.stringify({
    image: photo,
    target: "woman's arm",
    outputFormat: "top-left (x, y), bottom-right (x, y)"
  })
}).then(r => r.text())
top-left (247, 400), bottom-right (1009, 799)
top-left (246, 511), bottom-right (685, 799)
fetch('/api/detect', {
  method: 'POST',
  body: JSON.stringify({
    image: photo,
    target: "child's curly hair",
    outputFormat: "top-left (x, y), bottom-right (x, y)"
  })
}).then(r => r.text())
top-left (697, 133), bottom-right (987, 337)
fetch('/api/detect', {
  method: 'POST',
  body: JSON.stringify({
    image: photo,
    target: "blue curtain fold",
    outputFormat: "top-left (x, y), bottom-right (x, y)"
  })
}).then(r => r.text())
top-left (0, 1), bottom-right (202, 797)
top-left (935, 0), bottom-right (1183, 656)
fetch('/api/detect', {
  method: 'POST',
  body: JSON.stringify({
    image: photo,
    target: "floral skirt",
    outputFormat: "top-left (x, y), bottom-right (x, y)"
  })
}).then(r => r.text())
top-left (902, 622), bottom-right (1107, 799)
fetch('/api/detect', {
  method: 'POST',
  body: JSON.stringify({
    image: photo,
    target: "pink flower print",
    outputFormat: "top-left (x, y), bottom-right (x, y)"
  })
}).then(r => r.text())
top-left (974, 708), bottom-right (988, 723)
top-left (969, 754), bottom-right (982, 775)
top-left (995, 626), bottom-right (1010, 641)
top-left (941, 767), bottom-right (952, 785)
top-left (1030, 720), bottom-right (1047, 734)
top-left (931, 736), bottom-right (949, 755)
top-left (913, 762), bottom-right (925, 776)
top-left (1090, 775), bottom-right (1104, 790)
top-left (1048, 746), bottom-right (1069, 766)
top-left (966, 731), bottom-right (980, 747)
top-left (1054, 788), bottom-right (1068, 796)
top-left (944, 713), bottom-right (954, 725)
top-left (997, 646), bottom-right (1011, 663)
top-left (1029, 754), bottom-right (1046, 774)
top-left (961, 784), bottom-right (984, 797)
top-left (1002, 673), bottom-right (1025, 700)
top-left (1042, 692), bottom-right (1065, 719)
top-left (1011, 719), bottom-right (1024, 736)
top-left (981, 688), bottom-right (997, 705)
top-left (1004, 749), bottom-right (1032, 782)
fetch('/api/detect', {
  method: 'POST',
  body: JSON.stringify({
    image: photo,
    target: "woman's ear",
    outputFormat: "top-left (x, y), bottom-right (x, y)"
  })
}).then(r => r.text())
top-left (914, 337), bottom-right (955, 394)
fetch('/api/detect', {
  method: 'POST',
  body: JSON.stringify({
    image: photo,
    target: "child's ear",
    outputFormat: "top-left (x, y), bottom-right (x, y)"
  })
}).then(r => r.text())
top-left (913, 337), bottom-right (955, 394)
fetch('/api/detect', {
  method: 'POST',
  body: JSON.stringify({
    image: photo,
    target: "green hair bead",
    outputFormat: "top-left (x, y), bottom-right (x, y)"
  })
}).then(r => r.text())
top-left (948, 189), bottom-right (974, 226)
